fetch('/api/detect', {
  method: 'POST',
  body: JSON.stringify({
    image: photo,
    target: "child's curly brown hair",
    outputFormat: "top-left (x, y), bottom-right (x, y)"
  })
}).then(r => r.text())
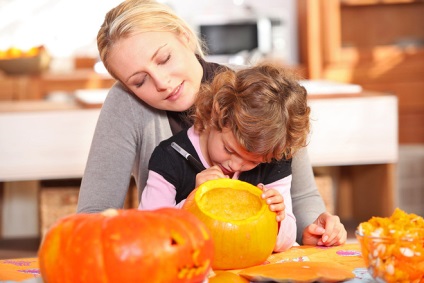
top-left (192, 62), bottom-right (310, 162)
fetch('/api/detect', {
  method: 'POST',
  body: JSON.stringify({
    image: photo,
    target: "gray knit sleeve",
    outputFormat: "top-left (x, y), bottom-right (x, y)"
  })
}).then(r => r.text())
top-left (291, 147), bottom-right (326, 243)
top-left (77, 83), bottom-right (172, 213)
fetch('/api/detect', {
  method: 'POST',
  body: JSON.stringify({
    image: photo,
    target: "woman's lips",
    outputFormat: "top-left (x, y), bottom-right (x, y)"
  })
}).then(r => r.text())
top-left (166, 82), bottom-right (184, 101)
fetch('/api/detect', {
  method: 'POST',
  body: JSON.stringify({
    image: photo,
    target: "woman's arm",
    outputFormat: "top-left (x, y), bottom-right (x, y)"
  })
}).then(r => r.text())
top-left (290, 147), bottom-right (326, 244)
top-left (77, 83), bottom-right (172, 213)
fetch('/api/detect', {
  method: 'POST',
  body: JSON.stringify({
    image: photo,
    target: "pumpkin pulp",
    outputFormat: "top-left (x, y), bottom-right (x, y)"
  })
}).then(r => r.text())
top-left (199, 187), bottom-right (262, 221)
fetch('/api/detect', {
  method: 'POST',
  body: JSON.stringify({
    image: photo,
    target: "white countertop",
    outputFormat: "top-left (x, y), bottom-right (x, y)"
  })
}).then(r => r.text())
top-left (0, 92), bottom-right (398, 181)
top-left (0, 106), bottom-right (100, 181)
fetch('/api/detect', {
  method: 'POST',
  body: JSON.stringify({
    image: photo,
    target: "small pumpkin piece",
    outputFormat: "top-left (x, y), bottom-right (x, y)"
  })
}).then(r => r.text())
top-left (239, 261), bottom-right (356, 282)
top-left (209, 271), bottom-right (249, 283)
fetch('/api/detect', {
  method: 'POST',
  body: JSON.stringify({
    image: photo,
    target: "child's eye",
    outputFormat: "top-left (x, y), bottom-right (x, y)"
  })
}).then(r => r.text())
top-left (224, 146), bottom-right (233, 154)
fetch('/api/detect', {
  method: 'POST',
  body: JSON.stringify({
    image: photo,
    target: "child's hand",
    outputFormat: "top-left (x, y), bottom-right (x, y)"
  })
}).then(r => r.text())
top-left (259, 184), bottom-right (285, 222)
top-left (195, 165), bottom-right (228, 188)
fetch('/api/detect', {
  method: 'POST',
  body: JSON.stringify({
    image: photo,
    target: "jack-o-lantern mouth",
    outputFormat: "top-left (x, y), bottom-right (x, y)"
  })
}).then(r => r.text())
top-left (177, 256), bottom-right (211, 280)
top-left (170, 231), bottom-right (212, 279)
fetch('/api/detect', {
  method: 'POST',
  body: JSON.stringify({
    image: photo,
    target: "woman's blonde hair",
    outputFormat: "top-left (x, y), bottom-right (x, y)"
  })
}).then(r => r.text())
top-left (193, 62), bottom-right (310, 161)
top-left (97, 0), bottom-right (205, 79)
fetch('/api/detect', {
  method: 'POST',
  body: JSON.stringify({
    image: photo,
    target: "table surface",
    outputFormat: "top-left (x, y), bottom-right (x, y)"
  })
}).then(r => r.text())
top-left (0, 243), bottom-right (377, 282)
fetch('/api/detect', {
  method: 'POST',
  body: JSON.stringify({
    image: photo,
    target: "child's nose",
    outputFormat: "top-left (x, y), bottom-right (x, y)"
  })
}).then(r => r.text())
top-left (229, 155), bottom-right (245, 171)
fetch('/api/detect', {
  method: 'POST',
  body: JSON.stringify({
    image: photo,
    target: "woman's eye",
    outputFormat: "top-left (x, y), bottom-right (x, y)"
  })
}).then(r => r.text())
top-left (134, 76), bottom-right (147, 88)
top-left (158, 54), bottom-right (171, 65)
top-left (135, 80), bottom-right (145, 88)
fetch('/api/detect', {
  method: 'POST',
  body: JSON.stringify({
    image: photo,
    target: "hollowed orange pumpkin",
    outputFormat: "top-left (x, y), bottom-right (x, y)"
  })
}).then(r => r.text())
top-left (38, 208), bottom-right (214, 283)
top-left (183, 179), bottom-right (277, 270)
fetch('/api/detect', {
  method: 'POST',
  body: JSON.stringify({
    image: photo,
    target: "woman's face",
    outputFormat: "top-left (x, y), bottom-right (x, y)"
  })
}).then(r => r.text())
top-left (202, 127), bottom-right (263, 176)
top-left (108, 31), bottom-right (203, 111)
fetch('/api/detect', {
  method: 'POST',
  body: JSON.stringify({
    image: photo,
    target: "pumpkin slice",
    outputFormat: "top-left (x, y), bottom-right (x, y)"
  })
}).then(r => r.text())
top-left (209, 270), bottom-right (249, 283)
top-left (183, 179), bottom-right (277, 270)
top-left (239, 261), bottom-right (356, 282)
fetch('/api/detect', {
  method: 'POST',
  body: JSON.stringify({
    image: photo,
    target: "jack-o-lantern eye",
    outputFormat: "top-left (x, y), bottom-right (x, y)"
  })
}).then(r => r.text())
top-left (38, 208), bottom-right (214, 283)
top-left (170, 230), bottom-right (186, 246)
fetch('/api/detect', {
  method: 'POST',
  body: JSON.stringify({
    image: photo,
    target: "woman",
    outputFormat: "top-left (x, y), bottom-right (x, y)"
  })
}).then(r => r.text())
top-left (77, 0), bottom-right (346, 246)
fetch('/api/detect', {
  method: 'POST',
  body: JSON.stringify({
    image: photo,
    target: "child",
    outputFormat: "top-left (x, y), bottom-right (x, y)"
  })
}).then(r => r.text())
top-left (139, 62), bottom-right (310, 252)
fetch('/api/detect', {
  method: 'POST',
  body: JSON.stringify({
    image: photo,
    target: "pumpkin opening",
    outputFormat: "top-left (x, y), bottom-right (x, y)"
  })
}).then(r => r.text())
top-left (199, 187), bottom-right (262, 221)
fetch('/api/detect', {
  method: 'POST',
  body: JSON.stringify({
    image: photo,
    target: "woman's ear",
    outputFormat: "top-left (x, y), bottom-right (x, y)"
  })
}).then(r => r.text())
top-left (180, 30), bottom-right (195, 51)
top-left (182, 30), bottom-right (190, 42)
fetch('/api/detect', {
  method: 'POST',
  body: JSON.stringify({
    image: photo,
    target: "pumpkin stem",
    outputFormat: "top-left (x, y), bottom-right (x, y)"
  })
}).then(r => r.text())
top-left (101, 208), bottom-right (119, 217)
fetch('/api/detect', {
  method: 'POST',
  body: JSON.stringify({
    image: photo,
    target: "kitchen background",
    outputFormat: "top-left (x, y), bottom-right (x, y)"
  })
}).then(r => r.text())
top-left (0, 0), bottom-right (424, 258)
top-left (0, 0), bottom-right (298, 69)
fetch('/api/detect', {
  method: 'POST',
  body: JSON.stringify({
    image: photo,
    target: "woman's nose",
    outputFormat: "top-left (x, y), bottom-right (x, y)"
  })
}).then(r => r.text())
top-left (150, 71), bottom-right (170, 91)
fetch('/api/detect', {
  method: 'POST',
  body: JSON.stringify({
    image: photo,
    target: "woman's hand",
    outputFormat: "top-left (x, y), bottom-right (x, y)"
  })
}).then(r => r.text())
top-left (195, 165), bottom-right (228, 187)
top-left (259, 184), bottom-right (285, 222)
top-left (302, 212), bottom-right (347, 246)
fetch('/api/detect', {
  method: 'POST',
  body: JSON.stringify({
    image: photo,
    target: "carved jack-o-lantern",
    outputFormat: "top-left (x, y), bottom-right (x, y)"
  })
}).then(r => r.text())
top-left (183, 179), bottom-right (277, 270)
top-left (38, 208), bottom-right (214, 283)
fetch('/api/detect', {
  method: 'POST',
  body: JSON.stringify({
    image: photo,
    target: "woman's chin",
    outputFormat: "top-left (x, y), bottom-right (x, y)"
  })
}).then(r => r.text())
top-left (170, 99), bottom-right (194, 112)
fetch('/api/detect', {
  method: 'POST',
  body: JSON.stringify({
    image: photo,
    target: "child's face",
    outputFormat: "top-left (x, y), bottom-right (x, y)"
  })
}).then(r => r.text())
top-left (205, 127), bottom-right (263, 176)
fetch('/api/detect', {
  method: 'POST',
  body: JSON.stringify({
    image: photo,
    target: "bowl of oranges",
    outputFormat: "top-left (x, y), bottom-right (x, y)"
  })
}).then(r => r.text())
top-left (0, 45), bottom-right (50, 75)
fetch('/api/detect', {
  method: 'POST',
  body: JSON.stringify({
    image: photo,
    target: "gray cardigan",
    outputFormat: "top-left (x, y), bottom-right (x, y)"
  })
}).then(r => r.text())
top-left (77, 82), bottom-right (325, 244)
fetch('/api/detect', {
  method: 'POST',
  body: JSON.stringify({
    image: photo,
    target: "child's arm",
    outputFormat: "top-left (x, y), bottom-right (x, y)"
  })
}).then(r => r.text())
top-left (139, 170), bottom-right (178, 210)
top-left (261, 175), bottom-right (297, 252)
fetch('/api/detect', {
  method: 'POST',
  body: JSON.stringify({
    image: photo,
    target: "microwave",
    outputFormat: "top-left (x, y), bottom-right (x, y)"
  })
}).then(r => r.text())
top-left (196, 16), bottom-right (292, 65)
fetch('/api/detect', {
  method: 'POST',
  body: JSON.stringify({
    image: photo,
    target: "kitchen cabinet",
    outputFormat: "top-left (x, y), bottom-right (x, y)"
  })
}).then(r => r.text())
top-left (297, 0), bottom-right (424, 143)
